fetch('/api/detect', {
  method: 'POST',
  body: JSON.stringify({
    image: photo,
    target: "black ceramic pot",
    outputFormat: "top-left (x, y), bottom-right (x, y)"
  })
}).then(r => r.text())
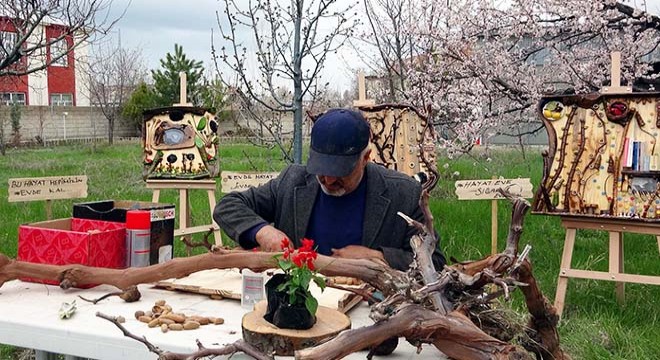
top-left (264, 274), bottom-right (316, 330)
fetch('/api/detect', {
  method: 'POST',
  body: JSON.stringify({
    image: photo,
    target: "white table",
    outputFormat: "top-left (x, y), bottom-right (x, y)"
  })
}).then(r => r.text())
top-left (0, 280), bottom-right (443, 359)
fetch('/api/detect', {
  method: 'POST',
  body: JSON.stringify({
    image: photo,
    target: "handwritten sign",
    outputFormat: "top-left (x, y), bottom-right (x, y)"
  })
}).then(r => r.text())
top-left (8, 175), bottom-right (88, 202)
top-left (455, 178), bottom-right (533, 200)
top-left (221, 171), bottom-right (279, 192)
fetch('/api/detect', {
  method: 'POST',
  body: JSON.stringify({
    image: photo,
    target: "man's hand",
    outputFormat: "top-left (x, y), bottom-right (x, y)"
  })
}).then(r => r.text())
top-left (331, 245), bottom-right (385, 262)
top-left (255, 225), bottom-right (290, 252)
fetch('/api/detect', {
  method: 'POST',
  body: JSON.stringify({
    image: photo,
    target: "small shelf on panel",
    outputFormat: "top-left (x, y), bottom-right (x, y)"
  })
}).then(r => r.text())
top-left (621, 170), bottom-right (660, 178)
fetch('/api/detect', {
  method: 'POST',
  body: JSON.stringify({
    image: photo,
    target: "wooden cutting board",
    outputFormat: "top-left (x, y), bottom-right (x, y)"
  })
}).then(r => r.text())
top-left (154, 269), bottom-right (364, 313)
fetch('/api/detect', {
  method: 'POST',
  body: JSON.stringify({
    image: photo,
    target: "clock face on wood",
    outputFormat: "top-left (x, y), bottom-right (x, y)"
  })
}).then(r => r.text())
top-left (162, 128), bottom-right (187, 145)
top-left (533, 93), bottom-right (660, 221)
top-left (142, 107), bottom-right (220, 180)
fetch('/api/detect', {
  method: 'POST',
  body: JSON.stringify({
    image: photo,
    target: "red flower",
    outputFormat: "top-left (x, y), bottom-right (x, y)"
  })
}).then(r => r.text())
top-left (273, 238), bottom-right (325, 315)
top-left (300, 238), bottom-right (314, 252)
top-left (292, 253), bottom-right (304, 267)
top-left (280, 237), bottom-right (290, 250)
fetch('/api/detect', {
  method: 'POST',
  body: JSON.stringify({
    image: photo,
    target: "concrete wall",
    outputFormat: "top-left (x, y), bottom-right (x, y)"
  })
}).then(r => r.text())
top-left (220, 110), bottom-right (308, 138)
top-left (0, 105), bottom-right (548, 147)
top-left (0, 106), bottom-right (303, 146)
top-left (0, 105), bottom-right (137, 144)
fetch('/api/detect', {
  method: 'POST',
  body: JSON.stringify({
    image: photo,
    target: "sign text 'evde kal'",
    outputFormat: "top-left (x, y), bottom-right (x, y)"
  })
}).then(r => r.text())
top-left (8, 175), bottom-right (88, 202)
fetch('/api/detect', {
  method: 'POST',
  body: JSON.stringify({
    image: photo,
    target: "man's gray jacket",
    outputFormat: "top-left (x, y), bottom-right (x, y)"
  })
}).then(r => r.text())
top-left (214, 163), bottom-right (446, 271)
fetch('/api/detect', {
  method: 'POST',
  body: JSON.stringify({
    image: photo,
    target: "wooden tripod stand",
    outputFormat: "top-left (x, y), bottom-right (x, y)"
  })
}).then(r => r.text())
top-left (554, 216), bottom-right (660, 317)
top-left (146, 179), bottom-right (221, 246)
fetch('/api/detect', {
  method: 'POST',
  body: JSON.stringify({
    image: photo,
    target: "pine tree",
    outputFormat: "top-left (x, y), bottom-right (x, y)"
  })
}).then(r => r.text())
top-left (151, 44), bottom-right (204, 106)
top-left (123, 82), bottom-right (158, 131)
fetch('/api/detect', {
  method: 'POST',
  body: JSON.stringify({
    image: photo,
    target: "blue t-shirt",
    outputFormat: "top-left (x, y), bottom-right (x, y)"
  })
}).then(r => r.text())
top-left (305, 175), bottom-right (367, 255)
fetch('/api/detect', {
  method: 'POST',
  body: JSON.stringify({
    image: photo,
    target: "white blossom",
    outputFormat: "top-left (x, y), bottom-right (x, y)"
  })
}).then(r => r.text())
top-left (363, 0), bottom-right (660, 153)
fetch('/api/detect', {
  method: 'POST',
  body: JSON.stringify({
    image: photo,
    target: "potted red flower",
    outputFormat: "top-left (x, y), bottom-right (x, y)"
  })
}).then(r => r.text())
top-left (264, 238), bottom-right (325, 330)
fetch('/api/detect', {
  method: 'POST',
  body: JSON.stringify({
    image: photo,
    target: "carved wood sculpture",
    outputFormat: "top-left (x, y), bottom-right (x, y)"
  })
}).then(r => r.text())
top-left (142, 106), bottom-right (220, 180)
top-left (0, 194), bottom-right (567, 360)
top-left (358, 104), bottom-right (439, 191)
top-left (533, 92), bottom-right (660, 221)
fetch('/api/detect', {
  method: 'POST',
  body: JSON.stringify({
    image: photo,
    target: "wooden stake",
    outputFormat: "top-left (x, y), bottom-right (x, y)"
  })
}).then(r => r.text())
top-left (491, 199), bottom-right (498, 255)
top-left (45, 199), bottom-right (52, 220)
top-left (611, 52), bottom-right (621, 88)
top-left (174, 71), bottom-right (193, 106)
top-left (353, 71), bottom-right (375, 107)
top-left (601, 51), bottom-right (632, 94)
top-left (491, 176), bottom-right (498, 255)
top-left (180, 72), bottom-right (187, 104)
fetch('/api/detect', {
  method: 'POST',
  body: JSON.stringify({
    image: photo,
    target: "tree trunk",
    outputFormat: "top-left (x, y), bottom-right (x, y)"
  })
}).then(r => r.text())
top-left (292, 1), bottom-right (303, 164)
top-left (108, 116), bottom-right (115, 144)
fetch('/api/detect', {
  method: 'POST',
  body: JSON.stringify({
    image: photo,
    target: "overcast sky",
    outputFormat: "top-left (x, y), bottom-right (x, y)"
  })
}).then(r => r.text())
top-left (105, 0), bottom-right (359, 92)
top-left (106, 0), bottom-right (224, 72)
top-left (106, 0), bottom-right (660, 93)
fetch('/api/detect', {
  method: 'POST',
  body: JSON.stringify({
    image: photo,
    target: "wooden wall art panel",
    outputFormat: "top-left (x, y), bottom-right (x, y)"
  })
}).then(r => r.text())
top-left (142, 106), bottom-right (220, 180)
top-left (532, 92), bottom-right (660, 221)
top-left (358, 104), bottom-right (439, 191)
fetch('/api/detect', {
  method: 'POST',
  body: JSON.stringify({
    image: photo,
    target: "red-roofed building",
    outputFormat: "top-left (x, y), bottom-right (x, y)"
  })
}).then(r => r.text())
top-left (0, 17), bottom-right (89, 107)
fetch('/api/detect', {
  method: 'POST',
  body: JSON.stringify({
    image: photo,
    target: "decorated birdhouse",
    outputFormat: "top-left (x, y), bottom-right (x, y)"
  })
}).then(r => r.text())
top-left (142, 106), bottom-right (220, 180)
top-left (532, 93), bottom-right (660, 221)
top-left (357, 104), bottom-right (438, 191)
top-left (532, 52), bottom-right (660, 222)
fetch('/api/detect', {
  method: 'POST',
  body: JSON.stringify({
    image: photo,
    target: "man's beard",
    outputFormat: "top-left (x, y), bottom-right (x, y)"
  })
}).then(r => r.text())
top-left (318, 182), bottom-right (347, 197)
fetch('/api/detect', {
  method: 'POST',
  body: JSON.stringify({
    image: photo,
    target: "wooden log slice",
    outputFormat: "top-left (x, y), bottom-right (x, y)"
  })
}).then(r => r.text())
top-left (242, 300), bottom-right (351, 356)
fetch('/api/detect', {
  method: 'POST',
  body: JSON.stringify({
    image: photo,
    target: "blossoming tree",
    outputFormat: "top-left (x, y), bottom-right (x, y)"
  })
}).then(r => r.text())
top-left (363, 0), bottom-right (660, 154)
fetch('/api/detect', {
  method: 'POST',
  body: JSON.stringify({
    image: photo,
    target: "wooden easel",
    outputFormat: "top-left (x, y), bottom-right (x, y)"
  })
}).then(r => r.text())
top-left (146, 179), bottom-right (221, 245)
top-left (145, 72), bottom-right (221, 245)
top-left (554, 216), bottom-right (660, 317)
top-left (552, 52), bottom-right (657, 317)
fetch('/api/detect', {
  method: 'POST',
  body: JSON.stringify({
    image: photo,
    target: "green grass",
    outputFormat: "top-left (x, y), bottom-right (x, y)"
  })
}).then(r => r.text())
top-left (1, 142), bottom-right (659, 359)
top-left (433, 149), bottom-right (660, 359)
top-left (0, 141), bottom-right (288, 259)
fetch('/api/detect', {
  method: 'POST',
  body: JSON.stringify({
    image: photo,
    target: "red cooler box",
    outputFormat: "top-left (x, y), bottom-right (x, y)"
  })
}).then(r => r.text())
top-left (18, 218), bottom-right (126, 287)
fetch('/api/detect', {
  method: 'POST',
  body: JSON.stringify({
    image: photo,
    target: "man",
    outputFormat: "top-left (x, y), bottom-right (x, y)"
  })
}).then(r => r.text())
top-left (214, 108), bottom-right (445, 271)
